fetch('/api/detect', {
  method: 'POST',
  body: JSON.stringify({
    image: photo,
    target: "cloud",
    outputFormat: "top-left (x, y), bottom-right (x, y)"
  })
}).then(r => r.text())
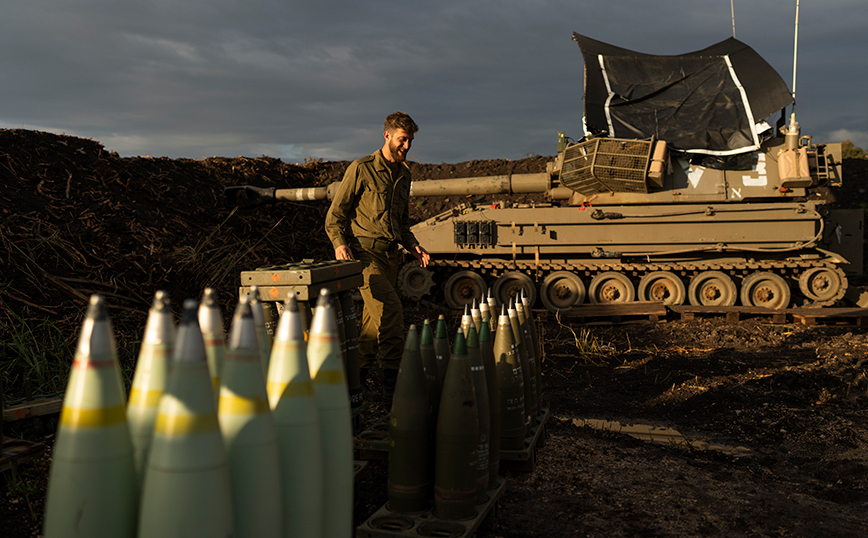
top-left (827, 129), bottom-right (868, 150)
top-left (0, 1), bottom-right (865, 163)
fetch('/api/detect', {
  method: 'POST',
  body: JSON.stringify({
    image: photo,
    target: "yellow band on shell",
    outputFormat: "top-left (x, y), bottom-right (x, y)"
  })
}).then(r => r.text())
top-left (313, 369), bottom-right (346, 386)
top-left (218, 393), bottom-right (269, 415)
top-left (154, 412), bottom-right (219, 435)
top-left (128, 387), bottom-right (163, 408)
top-left (60, 404), bottom-right (127, 428)
top-left (266, 380), bottom-right (314, 400)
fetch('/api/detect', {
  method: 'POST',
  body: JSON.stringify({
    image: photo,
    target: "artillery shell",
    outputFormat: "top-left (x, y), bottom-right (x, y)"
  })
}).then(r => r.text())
top-left (494, 305), bottom-right (526, 450)
top-left (138, 299), bottom-right (234, 538)
top-left (44, 295), bottom-right (137, 538)
top-left (268, 294), bottom-right (323, 538)
top-left (466, 325), bottom-right (490, 503)
top-left (128, 291), bottom-right (174, 488)
top-left (220, 296), bottom-right (282, 538)
top-left (388, 325), bottom-right (433, 513)
top-left (434, 329), bottom-right (478, 520)
top-left (199, 288), bottom-right (227, 401)
top-left (478, 317), bottom-right (501, 488)
top-left (308, 289), bottom-right (354, 538)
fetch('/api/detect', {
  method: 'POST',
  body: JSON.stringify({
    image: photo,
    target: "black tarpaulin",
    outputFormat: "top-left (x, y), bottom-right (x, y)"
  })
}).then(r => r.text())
top-left (573, 33), bottom-right (794, 155)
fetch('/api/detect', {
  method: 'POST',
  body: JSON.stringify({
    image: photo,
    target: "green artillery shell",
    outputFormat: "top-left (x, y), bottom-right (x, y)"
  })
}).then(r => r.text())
top-left (508, 299), bottom-right (536, 423)
top-left (139, 299), bottom-right (234, 538)
top-left (515, 300), bottom-right (539, 420)
top-left (433, 315), bottom-right (451, 387)
top-left (521, 289), bottom-right (543, 408)
top-left (466, 325), bottom-right (491, 504)
top-left (249, 285), bottom-right (273, 378)
top-left (494, 305), bottom-right (526, 450)
top-left (478, 317), bottom-right (501, 488)
top-left (388, 325), bottom-right (433, 513)
top-left (339, 291), bottom-right (363, 408)
top-left (308, 289), bottom-right (354, 538)
top-left (220, 297), bottom-right (283, 538)
top-left (128, 291), bottom-right (174, 489)
top-left (268, 294), bottom-right (323, 538)
top-left (419, 319), bottom-right (442, 427)
top-left (434, 329), bottom-right (479, 520)
top-left (44, 295), bottom-right (137, 538)
top-left (199, 288), bottom-right (227, 403)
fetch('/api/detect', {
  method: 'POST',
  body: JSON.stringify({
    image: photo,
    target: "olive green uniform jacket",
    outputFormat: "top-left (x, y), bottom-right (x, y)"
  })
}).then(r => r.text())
top-left (324, 150), bottom-right (419, 251)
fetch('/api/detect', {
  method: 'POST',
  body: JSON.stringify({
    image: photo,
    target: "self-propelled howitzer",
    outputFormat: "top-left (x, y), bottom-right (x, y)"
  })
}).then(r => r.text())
top-left (226, 34), bottom-right (861, 312)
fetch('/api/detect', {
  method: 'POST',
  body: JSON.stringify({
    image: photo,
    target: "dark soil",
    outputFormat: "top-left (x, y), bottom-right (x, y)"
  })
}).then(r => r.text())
top-left (2, 129), bottom-right (868, 537)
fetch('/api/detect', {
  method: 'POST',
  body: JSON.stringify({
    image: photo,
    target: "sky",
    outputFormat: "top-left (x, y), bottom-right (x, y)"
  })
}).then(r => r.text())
top-left (2, 0), bottom-right (866, 164)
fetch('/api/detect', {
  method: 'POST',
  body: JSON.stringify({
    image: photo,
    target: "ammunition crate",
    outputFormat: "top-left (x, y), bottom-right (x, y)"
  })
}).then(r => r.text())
top-left (240, 260), bottom-right (364, 302)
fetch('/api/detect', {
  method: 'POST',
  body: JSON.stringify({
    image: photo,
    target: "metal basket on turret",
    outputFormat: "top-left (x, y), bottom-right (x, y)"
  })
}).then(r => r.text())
top-left (559, 137), bottom-right (655, 195)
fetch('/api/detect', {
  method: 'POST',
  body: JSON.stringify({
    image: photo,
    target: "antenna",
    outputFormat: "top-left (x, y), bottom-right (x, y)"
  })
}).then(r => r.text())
top-left (785, 0), bottom-right (801, 146)
top-left (792, 0), bottom-right (800, 106)
top-left (731, 0), bottom-right (736, 38)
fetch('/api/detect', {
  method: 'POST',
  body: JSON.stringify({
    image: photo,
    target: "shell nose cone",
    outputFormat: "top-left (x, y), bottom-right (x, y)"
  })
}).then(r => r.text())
top-left (174, 299), bottom-right (207, 363)
top-left (275, 293), bottom-right (305, 341)
top-left (229, 296), bottom-right (259, 351)
top-left (151, 290), bottom-right (171, 312)
top-left (316, 287), bottom-right (331, 308)
top-left (201, 287), bottom-right (217, 307)
top-left (85, 293), bottom-right (108, 321)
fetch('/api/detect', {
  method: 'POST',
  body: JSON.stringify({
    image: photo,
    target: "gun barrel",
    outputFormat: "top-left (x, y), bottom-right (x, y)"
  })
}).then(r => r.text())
top-left (409, 173), bottom-right (551, 197)
top-left (274, 186), bottom-right (332, 201)
top-left (265, 172), bottom-right (553, 204)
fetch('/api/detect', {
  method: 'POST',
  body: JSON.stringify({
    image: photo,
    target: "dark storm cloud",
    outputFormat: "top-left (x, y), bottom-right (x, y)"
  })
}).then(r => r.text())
top-left (1, 0), bottom-right (865, 164)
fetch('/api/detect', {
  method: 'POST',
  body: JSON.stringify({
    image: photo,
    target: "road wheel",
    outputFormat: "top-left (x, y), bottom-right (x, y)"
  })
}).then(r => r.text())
top-left (799, 266), bottom-right (845, 304)
top-left (540, 271), bottom-right (585, 313)
top-left (638, 271), bottom-right (686, 305)
top-left (444, 270), bottom-right (486, 309)
top-left (493, 271), bottom-right (536, 308)
top-left (740, 272), bottom-right (791, 310)
top-left (588, 272), bottom-right (635, 304)
top-left (687, 271), bottom-right (737, 306)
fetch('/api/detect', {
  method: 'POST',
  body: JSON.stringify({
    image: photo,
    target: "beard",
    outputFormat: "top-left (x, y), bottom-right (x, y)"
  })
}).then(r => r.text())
top-left (389, 138), bottom-right (407, 162)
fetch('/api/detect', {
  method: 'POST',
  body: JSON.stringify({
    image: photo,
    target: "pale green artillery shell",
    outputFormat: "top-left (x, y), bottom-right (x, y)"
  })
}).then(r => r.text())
top-left (308, 317), bottom-right (354, 538)
top-left (268, 337), bottom-right (324, 538)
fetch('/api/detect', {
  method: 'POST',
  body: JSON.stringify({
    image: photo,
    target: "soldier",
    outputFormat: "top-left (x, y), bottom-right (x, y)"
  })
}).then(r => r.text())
top-left (325, 111), bottom-right (431, 399)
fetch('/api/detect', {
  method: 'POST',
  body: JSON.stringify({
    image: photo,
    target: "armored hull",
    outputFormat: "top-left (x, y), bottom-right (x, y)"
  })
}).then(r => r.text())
top-left (400, 135), bottom-right (856, 311)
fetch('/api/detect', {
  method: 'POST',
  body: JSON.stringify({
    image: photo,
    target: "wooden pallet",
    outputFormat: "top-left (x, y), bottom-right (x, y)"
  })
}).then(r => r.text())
top-left (3, 397), bottom-right (63, 422)
top-left (537, 301), bottom-right (667, 324)
top-left (1, 437), bottom-right (46, 473)
top-left (789, 307), bottom-right (868, 326)
top-left (670, 305), bottom-right (789, 323)
top-left (670, 305), bottom-right (868, 325)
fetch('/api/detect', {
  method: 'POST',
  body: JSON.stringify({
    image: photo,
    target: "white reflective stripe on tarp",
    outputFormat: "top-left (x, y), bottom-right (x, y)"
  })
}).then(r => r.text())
top-left (598, 54), bottom-right (616, 137)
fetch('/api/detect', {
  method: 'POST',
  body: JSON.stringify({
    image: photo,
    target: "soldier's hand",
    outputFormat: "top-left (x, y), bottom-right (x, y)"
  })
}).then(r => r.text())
top-left (335, 245), bottom-right (354, 261)
top-left (411, 244), bottom-right (430, 268)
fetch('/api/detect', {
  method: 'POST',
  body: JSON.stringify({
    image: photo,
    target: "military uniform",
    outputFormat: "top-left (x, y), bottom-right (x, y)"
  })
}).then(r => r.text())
top-left (325, 150), bottom-right (419, 372)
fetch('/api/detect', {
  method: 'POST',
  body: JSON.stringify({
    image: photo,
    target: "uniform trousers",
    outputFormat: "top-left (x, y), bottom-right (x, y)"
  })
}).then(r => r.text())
top-left (354, 244), bottom-right (404, 370)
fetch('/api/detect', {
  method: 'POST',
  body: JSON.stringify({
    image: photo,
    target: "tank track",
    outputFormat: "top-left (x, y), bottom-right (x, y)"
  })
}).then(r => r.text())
top-left (399, 257), bottom-right (848, 310)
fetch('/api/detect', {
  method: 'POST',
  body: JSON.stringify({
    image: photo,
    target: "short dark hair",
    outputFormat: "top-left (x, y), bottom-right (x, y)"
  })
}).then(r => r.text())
top-left (384, 112), bottom-right (418, 134)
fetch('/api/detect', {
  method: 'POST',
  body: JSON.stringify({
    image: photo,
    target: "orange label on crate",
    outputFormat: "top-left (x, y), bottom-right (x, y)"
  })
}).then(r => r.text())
top-left (269, 287), bottom-right (280, 298)
top-left (271, 273), bottom-right (281, 282)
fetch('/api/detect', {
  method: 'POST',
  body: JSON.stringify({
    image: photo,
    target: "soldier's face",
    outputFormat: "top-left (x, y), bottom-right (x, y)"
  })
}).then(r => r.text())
top-left (386, 128), bottom-right (413, 162)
